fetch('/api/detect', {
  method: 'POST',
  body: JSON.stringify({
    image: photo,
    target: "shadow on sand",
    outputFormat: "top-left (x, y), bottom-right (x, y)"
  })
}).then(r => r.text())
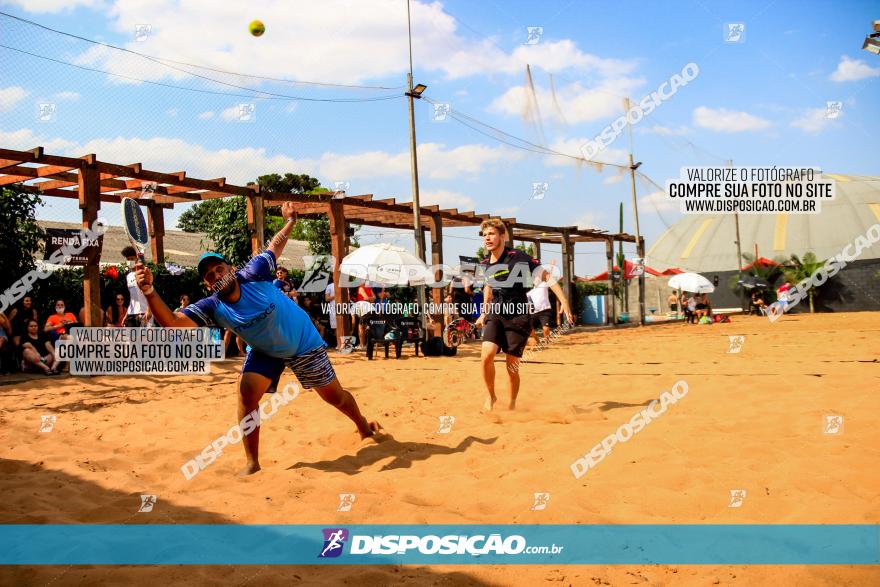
top-left (289, 434), bottom-right (498, 475)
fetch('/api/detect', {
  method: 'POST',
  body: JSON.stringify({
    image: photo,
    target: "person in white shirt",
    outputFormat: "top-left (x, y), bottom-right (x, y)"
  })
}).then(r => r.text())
top-left (526, 269), bottom-right (554, 344)
top-left (324, 282), bottom-right (337, 347)
top-left (122, 246), bottom-right (151, 327)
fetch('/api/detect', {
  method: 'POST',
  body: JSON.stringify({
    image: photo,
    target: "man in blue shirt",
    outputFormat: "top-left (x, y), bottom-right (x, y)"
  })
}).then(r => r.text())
top-left (135, 202), bottom-right (380, 476)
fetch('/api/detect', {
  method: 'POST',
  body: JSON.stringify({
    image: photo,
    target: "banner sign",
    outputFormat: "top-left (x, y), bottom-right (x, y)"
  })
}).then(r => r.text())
top-left (43, 228), bottom-right (104, 266)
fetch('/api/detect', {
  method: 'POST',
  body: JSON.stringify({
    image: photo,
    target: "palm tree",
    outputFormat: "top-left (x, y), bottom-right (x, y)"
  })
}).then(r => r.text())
top-left (783, 252), bottom-right (826, 313)
top-left (741, 252), bottom-right (787, 283)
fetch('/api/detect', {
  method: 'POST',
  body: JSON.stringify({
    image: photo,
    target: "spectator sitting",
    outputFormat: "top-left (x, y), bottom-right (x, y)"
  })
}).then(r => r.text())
top-left (750, 291), bottom-right (767, 315)
top-left (685, 294), bottom-right (697, 324)
top-left (21, 318), bottom-right (60, 375)
top-left (106, 293), bottom-right (128, 327)
top-left (695, 292), bottom-right (710, 321)
top-left (9, 295), bottom-right (39, 348)
top-left (174, 294), bottom-right (190, 313)
top-left (45, 299), bottom-right (78, 343)
top-left (0, 312), bottom-right (12, 374)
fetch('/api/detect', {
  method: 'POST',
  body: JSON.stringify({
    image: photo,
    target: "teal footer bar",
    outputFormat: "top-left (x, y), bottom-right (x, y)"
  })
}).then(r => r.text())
top-left (1, 524), bottom-right (878, 565)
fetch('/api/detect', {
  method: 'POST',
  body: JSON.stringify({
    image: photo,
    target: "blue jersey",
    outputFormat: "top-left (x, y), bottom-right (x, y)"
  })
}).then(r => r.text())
top-left (181, 251), bottom-right (325, 358)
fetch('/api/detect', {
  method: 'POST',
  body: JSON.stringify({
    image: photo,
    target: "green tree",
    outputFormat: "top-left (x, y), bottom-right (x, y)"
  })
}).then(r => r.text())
top-left (176, 198), bottom-right (226, 233)
top-left (0, 187), bottom-right (45, 292)
top-left (476, 246), bottom-right (487, 260)
top-left (254, 174), bottom-right (358, 256)
top-left (783, 252), bottom-right (826, 313)
top-left (197, 196), bottom-right (251, 266)
top-left (174, 173), bottom-right (358, 263)
top-left (515, 242), bottom-right (535, 257)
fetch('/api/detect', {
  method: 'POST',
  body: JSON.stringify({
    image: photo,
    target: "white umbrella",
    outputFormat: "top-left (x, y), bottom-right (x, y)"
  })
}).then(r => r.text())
top-left (667, 272), bottom-right (714, 293)
top-left (340, 243), bottom-right (429, 286)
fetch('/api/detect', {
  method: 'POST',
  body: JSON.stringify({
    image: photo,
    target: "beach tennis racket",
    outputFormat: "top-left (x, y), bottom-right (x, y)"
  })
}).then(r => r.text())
top-left (121, 197), bottom-right (150, 265)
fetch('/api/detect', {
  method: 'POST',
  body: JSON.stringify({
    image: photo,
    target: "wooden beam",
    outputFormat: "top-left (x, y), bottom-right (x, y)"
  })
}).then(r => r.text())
top-left (606, 238), bottom-right (616, 326)
top-left (328, 200), bottom-right (351, 348)
top-left (78, 164), bottom-right (103, 327)
top-left (246, 189), bottom-right (265, 256)
top-left (147, 201), bottom-right (165, 263)
top-left (429, 214), bottom-right (444, 337)
top-left (560, 229), bottom-right (573, 321)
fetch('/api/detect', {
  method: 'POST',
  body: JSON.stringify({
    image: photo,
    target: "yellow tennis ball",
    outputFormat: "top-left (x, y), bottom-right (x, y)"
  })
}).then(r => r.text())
top-left (249, 20), bottom-right (265, 37)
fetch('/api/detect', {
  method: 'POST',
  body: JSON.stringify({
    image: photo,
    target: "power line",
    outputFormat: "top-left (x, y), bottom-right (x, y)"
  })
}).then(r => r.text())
top-left (0, 11), bottom-right (403, 91)
top-left (0, 44), bottom-right (403, 103)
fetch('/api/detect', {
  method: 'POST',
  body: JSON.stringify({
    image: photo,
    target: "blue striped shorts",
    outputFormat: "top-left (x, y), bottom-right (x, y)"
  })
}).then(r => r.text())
top-left (242, 345), bottom-right (336, 391)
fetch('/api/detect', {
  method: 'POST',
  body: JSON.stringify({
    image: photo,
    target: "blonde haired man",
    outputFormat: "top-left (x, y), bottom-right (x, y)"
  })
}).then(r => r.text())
top-left (476, 219), bottom-right (573, 411)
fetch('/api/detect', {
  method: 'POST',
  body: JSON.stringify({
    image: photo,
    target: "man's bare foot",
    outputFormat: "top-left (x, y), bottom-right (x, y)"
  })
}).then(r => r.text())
top-left (238, 462), bottom-right (261, 476)
top-left (360, 420), bottom-right (383, 439)
top-left (508, 399), bottom-right (517, 410)
top-left (482, 395), bottom-right (497, 412)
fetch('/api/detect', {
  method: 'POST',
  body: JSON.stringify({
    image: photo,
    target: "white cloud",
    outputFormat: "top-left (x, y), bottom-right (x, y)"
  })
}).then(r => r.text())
top-left (1, 0), bottom-right (103, 13)
top-left (830, 55), bottom-right (880, 82)
top-left (0, 128), bottom-right (517, 187)
top-left (167, 108), bottom-right (179, 116)
top-left (418, 189), bottom-right (475, 210)
top-left (790, 108), bottom-right (837, 133)
top-left (0, 128), bottom-right (78, 152)
top-left (0, 86), bottom-right (29, 112)
top-left (574, 212), bottom-right (602, 229)
top-left (494, 206), bottom-right (520, 217)
top-left (318, 142), bottom-right (521, 181)
top-left (62, 0), bottom-right (634, 85)
top-left (639, 190), bottom-right (676, 213)
top-left (692, 106), bottom-right (772, 133)
top-left (220, 105), bottom-right (245, 121)
top-left (197, 111), bottom-right (214, 119)
top-left (489, 77), bottom-right (644, 124)
top-left (54, 91), bottom-right (81, 101)
top-left (603, 173), bottom-right (625, 185)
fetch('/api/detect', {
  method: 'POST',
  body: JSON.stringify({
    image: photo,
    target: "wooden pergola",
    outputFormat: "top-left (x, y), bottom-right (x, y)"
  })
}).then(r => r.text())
top-left (1, 147), bottom-right (646, 346)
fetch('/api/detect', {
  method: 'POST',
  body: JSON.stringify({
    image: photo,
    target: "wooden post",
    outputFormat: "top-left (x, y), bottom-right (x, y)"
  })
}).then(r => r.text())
top-left (78, 160), bottom-right (102, 327)
top-left (504, 222), bottom-right (514, 248)
top-left (561, 229), bottom-right (573, 323)
top-left (638, 236), bottom-right (646, 326)
top-left (329, 200), bottom-right (351, 348)
top-left (246, 187), bottom-right (265, 257)
top-left (534, 241), bottom-right (541, 262)
top-left (429, 214), bottom-right (444, 337)
top-left (606, 238), bottom-right (616, 326)
top-left (146, 202), bottom-right (165, 263)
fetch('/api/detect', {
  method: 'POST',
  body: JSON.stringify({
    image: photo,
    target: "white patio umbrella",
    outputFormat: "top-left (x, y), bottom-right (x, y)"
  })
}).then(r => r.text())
top-left (340, 243), bottom-right (429, 286)
top-left (667, 272), bottom-right (715, 293)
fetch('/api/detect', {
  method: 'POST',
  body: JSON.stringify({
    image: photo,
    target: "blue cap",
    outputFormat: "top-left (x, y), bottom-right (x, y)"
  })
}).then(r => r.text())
top-left (197, 252), bottom-right (229, 278)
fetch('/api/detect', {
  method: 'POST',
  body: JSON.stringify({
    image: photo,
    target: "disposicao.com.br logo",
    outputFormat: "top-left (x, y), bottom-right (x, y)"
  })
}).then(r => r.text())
top-left (317, 528), bottom-right (563, 557)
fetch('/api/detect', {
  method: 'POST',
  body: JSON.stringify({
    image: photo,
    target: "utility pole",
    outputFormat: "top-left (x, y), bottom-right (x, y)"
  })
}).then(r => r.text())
top-left (730, 159), bottom-right (745, 311)
top-left (623, 97), bottom-right (645, 325)
top-left (406, 0), bottom-right (428, 334)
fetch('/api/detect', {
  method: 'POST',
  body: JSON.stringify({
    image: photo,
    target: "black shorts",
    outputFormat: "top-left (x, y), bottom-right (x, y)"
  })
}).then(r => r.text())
top-left (532, 309), bottom-right (553, 329)
top-left (695, 303), bottom-right (707, 310)
top-left (482, 314), bottom-right (531, 358)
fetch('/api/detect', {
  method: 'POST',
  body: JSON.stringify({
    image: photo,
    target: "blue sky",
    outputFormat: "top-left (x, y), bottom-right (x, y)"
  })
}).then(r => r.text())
top-left (0, 0), bottom-right (877, 274)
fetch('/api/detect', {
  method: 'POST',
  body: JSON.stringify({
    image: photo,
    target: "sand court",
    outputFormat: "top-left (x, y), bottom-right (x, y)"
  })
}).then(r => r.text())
top-left (1, 313), bottom-right (878, 585)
